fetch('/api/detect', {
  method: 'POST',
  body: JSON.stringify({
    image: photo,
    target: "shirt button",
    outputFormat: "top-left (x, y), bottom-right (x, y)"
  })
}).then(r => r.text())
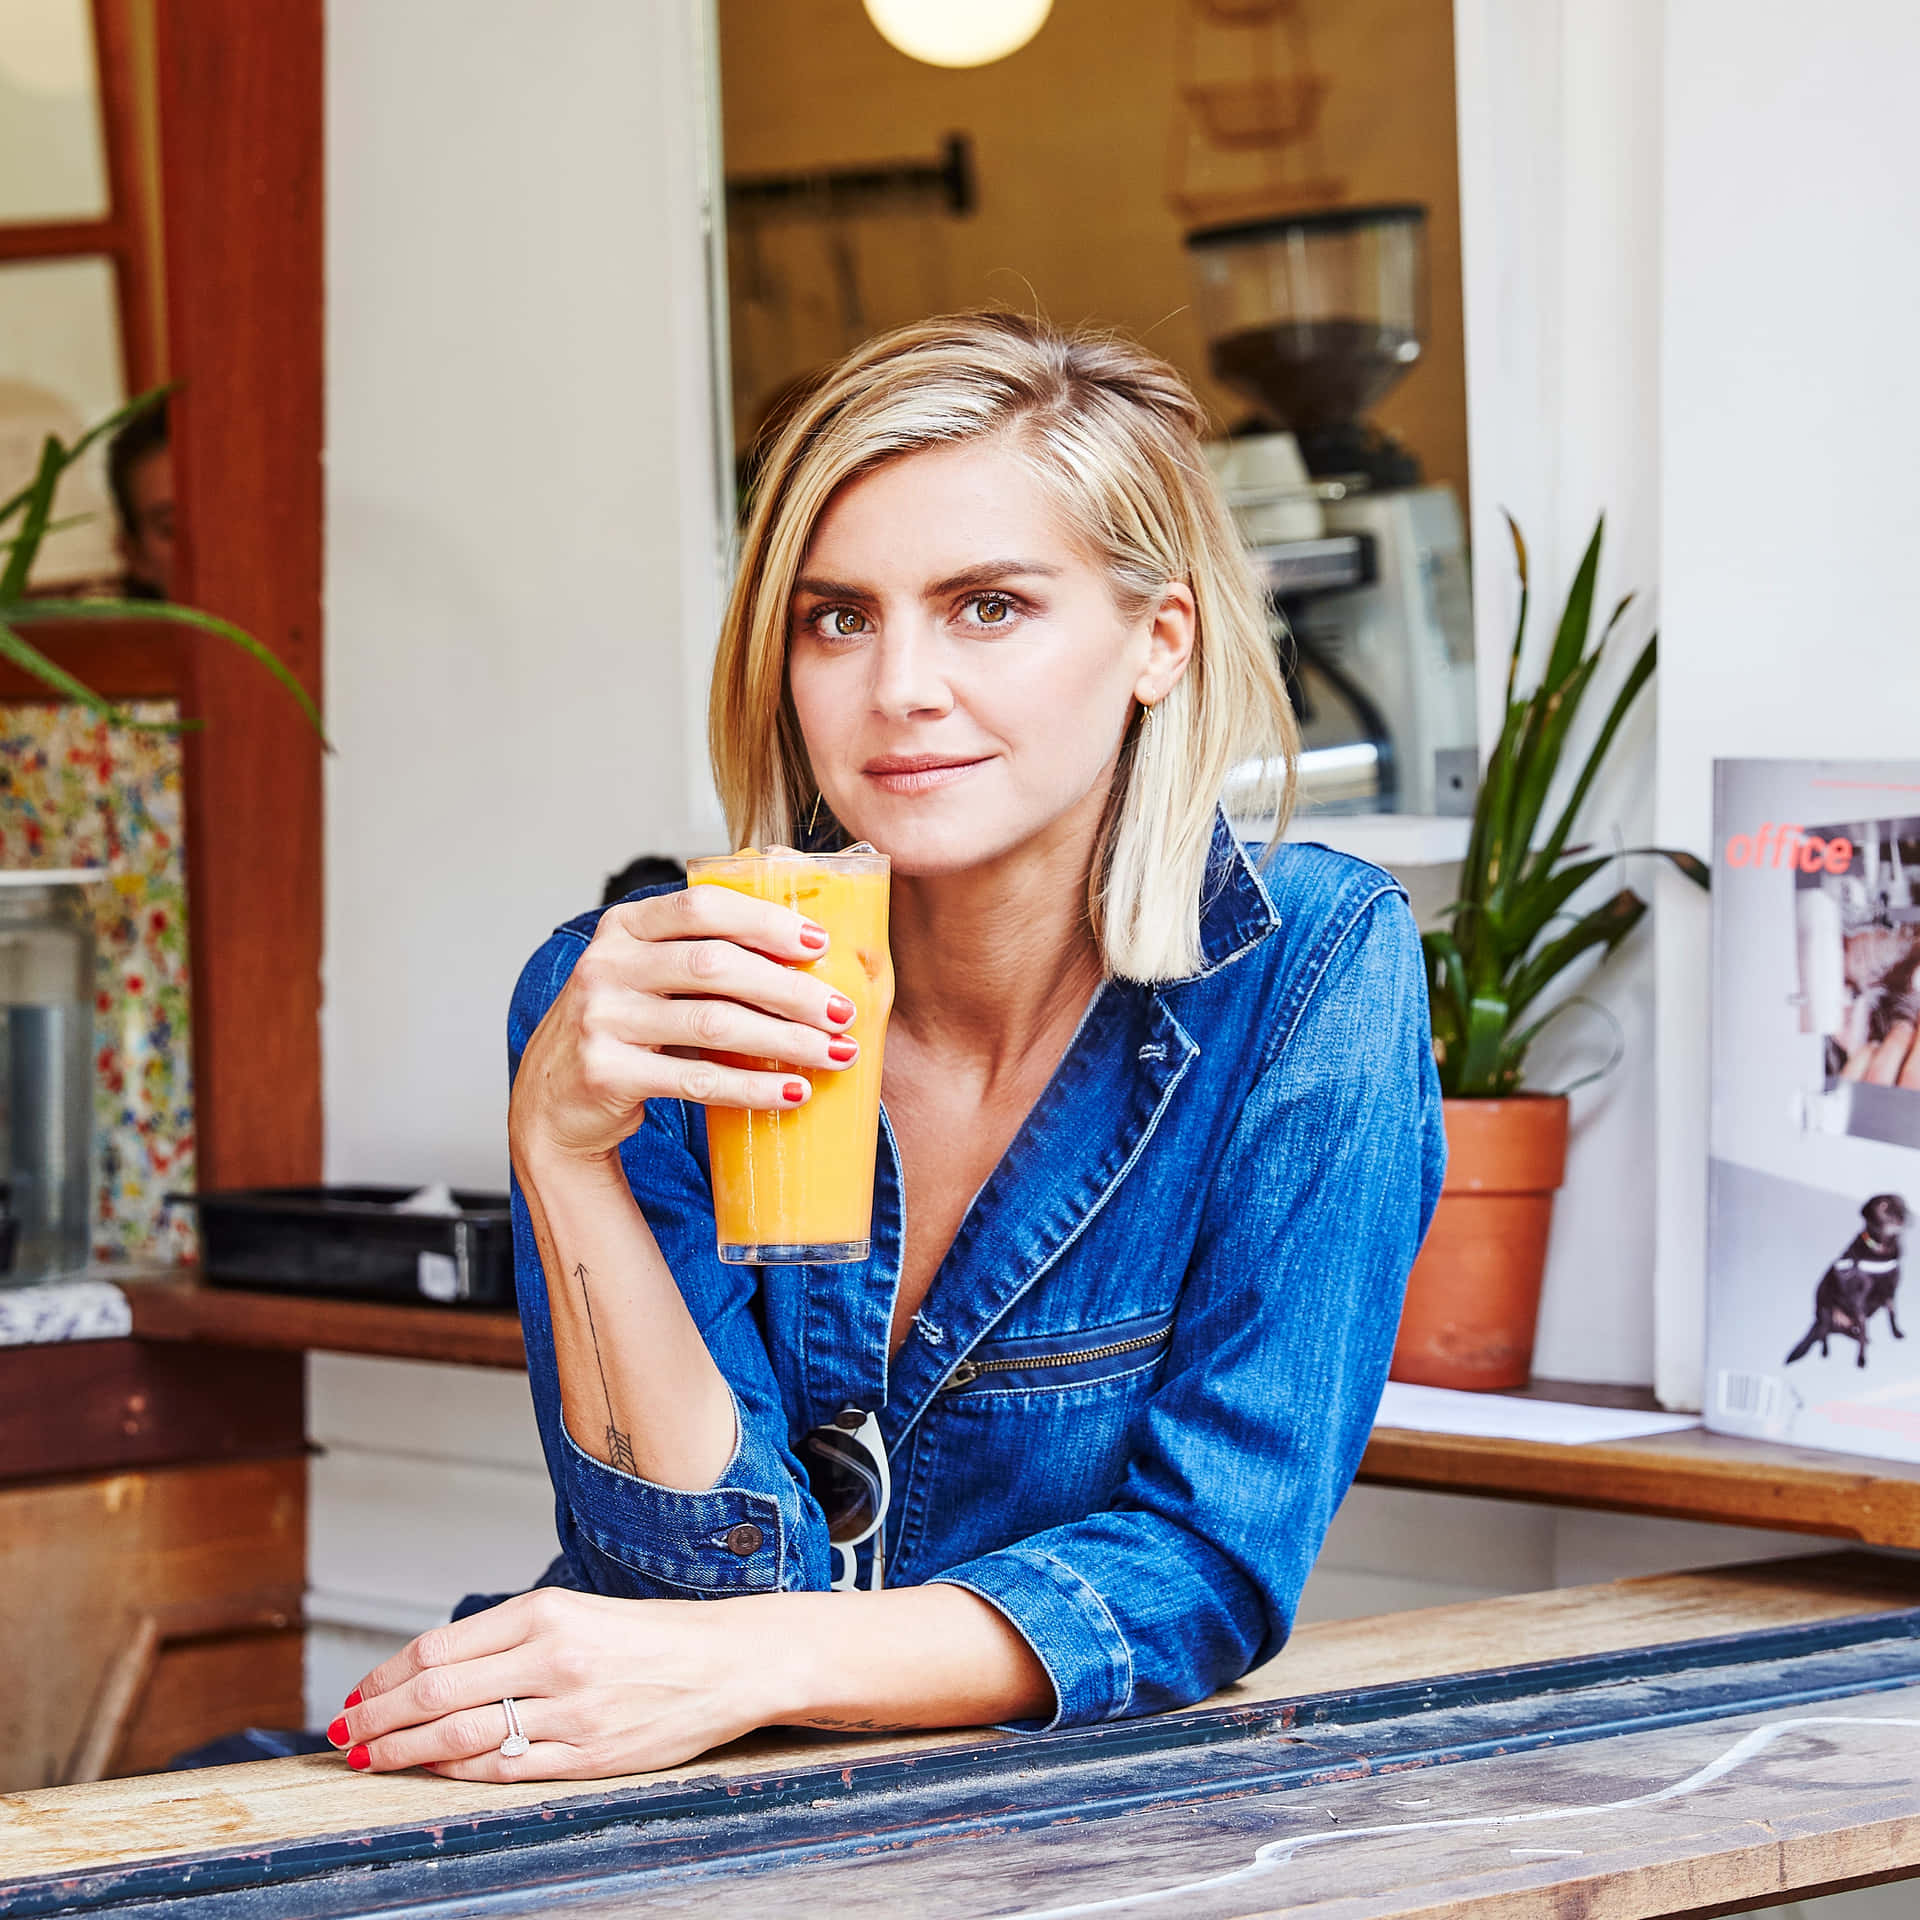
top-left (724, 1522), bottom-right (764, 1556)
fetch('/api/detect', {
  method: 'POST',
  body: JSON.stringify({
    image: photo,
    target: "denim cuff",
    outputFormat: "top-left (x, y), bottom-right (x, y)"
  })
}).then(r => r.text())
top-left (931, 1547), bottom-right (1136, 1730)
top-left (559, 1388), bottom-right (814, 1596)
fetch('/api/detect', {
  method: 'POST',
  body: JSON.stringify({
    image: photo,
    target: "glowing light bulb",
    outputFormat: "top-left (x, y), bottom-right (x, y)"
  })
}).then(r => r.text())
top-left (862, 0), bottom-right (1054, 69)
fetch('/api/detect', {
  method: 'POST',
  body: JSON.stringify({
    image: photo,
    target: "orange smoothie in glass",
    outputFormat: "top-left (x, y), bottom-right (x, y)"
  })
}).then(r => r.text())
top-left (687, 847), bottom-right (893, 1263)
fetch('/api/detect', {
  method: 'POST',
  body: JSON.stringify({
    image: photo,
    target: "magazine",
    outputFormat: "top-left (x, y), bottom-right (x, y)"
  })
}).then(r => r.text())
top-left (1704, 759), bottom-right (1920, 1461)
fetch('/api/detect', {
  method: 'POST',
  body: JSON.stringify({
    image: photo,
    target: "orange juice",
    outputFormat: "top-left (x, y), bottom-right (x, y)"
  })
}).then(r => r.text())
top-left (688, 848), bottom-right (893, 1263)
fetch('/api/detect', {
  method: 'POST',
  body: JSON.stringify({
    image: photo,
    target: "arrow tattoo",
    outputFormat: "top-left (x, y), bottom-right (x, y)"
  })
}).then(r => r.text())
top-left (575, 1261), bottom-right (638, 1476)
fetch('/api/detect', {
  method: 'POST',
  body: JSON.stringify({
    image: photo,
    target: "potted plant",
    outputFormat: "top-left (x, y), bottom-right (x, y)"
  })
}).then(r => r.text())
top-left (0, 388), bottom-right (324, 739)
top-left (1394, 515), bottom-right (1707, 1391)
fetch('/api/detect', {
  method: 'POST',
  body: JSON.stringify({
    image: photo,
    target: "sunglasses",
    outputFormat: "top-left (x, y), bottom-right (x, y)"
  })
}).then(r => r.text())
top-left (800, 1406), bottom-right (891, 1592)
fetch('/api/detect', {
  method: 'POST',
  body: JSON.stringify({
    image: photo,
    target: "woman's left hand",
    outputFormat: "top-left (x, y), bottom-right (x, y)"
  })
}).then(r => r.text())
top-left (329, 1587), bottom-right (772, 1781)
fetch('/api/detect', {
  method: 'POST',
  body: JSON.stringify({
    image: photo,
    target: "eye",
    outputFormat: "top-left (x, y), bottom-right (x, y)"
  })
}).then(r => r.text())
top-left (966, 594), bottom-right (1015, 628)
top-left (808, 605), bottom-right (871, 640)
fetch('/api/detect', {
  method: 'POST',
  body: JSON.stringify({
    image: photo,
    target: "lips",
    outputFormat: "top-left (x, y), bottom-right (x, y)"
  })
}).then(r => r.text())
top-left (861, 754), bottom-right (989, 793)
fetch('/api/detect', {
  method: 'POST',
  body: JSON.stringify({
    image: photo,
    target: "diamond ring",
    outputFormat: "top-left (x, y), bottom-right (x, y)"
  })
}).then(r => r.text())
top-left (498, 1696), bottom-right (530, 1758)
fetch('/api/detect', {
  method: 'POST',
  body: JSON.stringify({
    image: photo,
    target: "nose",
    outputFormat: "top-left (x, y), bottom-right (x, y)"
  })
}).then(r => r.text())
top-left (867, 620), bottom-right (953, 723)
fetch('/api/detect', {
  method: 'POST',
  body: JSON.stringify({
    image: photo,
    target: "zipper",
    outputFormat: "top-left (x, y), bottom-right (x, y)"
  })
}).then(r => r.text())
top-left (942, 1326), bottom-right (1171, 1393)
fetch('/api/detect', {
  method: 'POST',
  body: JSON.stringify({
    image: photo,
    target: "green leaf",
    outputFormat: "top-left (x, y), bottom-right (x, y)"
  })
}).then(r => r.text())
top-left (1530, 633), bottom-right (1657, 883)
top-left (1501, 648), bottom-right (1606, 904)
top-left (0, 616), bottom-right (138, 727)
top-left (1543, 514), bottom-right (1604, 693)
top-left (1460, 695), bottom-right (1525, 940)
top-left (1493, 851), bottom-right (1614, 962)
top-left (1499, 509), bottom-right (1530, 710)
top-left (1506, 888), bottom-right (1647, 1022)
top-left (0, 436), bottom-right (64, 603)
top-left (1629, 845), bottom-right (1708, 889)
top-left (0, 513), bottom-right (92, 554)
top-left (1422, 929), bottom-right (1468, 1096)
top-left (0, 384), bottom-right (173, 532)
top-left (19, 597), bottom-right (331, 748)
top-left (1594, 590), bottom-right (1635, 654)
top-left (1501, 994), bottom-right (1627, 1097)
top-left (1458, 991), bottom-right (1511, 1096)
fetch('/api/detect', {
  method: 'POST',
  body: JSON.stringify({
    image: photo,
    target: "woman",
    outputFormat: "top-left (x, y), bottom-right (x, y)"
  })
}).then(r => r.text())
top-left (330, 312), bottom-right (1445, 1780)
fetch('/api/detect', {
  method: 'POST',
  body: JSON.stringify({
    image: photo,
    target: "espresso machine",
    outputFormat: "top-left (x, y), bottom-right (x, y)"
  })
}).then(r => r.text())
top-left (1186, 204), bottom-right (1478, 817)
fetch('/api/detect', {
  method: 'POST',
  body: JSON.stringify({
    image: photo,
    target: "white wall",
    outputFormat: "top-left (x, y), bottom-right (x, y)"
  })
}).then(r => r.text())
top-left (1452, 0), bottom-right (1665, 1385)
top-left (324, 0), bottom-right (728, 1194)
top-left (314, 0), bottom-right (729, 1716)
top-left (1653, 0), bottom-right (1920, 1408)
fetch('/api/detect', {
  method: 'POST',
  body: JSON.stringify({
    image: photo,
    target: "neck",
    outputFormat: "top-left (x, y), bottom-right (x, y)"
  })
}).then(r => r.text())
top-left (888, 808), bottom-right (1108, 1081)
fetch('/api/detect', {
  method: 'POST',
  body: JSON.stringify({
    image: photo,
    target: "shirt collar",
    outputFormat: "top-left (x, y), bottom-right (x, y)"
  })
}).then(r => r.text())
top-left (1184, 808), bottom-right (1282, 979)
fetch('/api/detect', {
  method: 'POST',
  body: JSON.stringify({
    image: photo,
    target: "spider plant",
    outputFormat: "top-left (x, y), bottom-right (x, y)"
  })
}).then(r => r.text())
top-left (0, 386), bottom-right (326, 743)
top-left (1426, 514), bottom-right (1707, 1098)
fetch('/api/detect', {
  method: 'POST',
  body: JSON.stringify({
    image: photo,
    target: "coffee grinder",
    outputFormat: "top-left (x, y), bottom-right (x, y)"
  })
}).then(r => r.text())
top-left (1186, 203), bottom-right (1477, 816)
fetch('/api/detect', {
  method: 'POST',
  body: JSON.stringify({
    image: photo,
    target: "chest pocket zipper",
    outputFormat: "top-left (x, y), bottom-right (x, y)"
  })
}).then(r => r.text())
top-left (942, 1326), bottom-right (1172, 1393)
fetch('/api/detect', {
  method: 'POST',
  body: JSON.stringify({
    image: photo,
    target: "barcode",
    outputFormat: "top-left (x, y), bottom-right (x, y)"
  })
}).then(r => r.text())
top-left (1717, 1369), bottom-right (1785, 1423)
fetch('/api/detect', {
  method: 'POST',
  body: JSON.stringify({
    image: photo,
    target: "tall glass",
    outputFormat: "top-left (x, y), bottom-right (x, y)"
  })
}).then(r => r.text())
top-left (687, 847), bottom-right (893, 1264)
top-left (0, 874), bottom-right (97, 1284)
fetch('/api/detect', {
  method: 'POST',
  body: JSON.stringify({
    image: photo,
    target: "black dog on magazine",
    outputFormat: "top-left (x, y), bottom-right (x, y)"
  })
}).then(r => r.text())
top-left (1786, 1193), bottom-right (1910, 1370)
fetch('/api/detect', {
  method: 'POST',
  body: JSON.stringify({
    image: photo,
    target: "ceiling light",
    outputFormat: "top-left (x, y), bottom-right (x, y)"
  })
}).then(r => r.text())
top-left (862, 0), bottom-right (1054, 70)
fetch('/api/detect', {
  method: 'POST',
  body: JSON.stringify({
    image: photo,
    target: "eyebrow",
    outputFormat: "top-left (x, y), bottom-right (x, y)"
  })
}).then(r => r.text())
top-left (791, 560), bottom-right (1063, 603)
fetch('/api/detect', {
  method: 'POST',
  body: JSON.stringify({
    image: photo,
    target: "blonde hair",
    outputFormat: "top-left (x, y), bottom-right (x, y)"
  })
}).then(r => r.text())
top-left (709, 310), bottom-right (1297, 982)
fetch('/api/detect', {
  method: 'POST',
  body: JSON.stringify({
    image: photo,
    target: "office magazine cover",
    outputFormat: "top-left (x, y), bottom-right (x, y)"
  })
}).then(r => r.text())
top-left (1706, 760), bottom-right (1920, 1462)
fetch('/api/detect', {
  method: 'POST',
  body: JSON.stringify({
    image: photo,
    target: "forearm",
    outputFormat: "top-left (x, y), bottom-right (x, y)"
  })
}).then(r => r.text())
top-left (752, 1585), bottom-right (1054, 1732)
top-left (513, 1139), bottom-right (736, 1491)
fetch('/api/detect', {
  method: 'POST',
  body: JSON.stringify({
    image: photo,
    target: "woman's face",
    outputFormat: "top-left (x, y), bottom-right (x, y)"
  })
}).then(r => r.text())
top-left (786, 439), bottom-right (1193, 878)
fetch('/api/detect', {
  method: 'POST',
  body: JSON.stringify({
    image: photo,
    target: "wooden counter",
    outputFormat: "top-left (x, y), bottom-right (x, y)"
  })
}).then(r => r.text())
top-left (123, 1270), bottom-right (526, 1369)
top-left (8, 1553), bottom-right (1920, 1916)
top-left (121, 1271), bottom-right (1920, 1553)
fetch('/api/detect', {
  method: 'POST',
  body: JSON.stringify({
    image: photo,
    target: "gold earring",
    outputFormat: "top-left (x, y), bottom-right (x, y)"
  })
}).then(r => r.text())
top-left (807, 789), bottom-right (825, 838)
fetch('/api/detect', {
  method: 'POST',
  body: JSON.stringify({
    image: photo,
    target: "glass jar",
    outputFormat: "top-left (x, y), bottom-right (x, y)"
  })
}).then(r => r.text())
top-left (0, 873), bottom-right (98, 1284)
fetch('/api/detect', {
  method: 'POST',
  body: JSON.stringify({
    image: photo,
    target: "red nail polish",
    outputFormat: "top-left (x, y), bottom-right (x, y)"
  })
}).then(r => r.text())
top-left (348, 1744), bottom-right (371, 1772)
top-left (826, 993), bottom-right (855, 1026)
top-left (799, 922), bottom-right (828, 950)
top-left (344, 1688), bottom-right (362, 1708)
top-left (327, 1716), bottom-right (349, 1747)
top-left (826, 1036), bottom-right (858, 1063)
top-left (783, 1079), bottom-right (808, 1103)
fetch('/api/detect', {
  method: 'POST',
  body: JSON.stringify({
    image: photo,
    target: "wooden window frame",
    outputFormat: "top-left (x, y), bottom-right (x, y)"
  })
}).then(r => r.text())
top-left (1, 0), bottom-right (324, 1192)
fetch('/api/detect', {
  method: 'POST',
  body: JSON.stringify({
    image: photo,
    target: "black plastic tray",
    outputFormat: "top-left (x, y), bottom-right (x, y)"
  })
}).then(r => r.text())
top-left (169, 1185), bottom-right (515, 1309)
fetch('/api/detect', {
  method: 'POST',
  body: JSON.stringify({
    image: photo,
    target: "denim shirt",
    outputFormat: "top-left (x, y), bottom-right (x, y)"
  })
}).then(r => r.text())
top-left (506, 820), bottom-right (1445, 1730)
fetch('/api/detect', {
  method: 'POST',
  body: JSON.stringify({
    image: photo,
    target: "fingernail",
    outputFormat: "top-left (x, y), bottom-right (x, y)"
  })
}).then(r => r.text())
top-left (348, 1744), bottom-right (371, 1772)
top-left (826, 993), bottom-right (855, 1026)
top-left (344, 1688), bottom-right (362, 1708)
top-left (799, 922), bottom-right (828, 950)
top-left (783, 1079), bottom-right (808, 1103)
top-left (327, 1716), bottom-right (349, 1747)
top-left (826, 1036), bottom-right (858, 1063)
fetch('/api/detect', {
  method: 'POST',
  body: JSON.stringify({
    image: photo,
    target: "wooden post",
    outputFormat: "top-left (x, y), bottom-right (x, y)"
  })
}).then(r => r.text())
top-left (154, 0), bottom-right (325, 1189)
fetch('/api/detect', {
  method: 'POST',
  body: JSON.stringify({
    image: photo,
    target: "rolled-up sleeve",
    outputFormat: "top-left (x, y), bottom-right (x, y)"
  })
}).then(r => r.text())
top-left (508, 926), bottom-right (832, 1600)
top-left (933, 889), bottom-right (1445, 1726)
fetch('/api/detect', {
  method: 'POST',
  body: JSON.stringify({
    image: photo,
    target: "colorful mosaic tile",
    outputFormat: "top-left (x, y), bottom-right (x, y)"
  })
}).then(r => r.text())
top-left (0, 702), bottom-right (196, 1264)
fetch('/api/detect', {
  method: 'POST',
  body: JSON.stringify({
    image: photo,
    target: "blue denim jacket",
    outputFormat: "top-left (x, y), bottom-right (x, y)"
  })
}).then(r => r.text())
top-left (507, 821), bottom-right (1444, 1729)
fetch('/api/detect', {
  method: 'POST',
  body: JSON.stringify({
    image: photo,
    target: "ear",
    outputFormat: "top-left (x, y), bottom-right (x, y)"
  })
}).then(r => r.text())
top-left (1133, 580), bottom-right (1197, 708)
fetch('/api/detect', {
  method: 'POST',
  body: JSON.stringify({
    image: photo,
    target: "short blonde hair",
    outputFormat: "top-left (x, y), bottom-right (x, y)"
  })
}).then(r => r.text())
top-left (709, 310), bottom-right (1297, 982)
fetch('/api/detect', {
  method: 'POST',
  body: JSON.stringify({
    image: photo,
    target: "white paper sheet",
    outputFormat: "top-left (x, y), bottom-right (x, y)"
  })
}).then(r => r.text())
top-left (1373, 1381), bottom-right (1702, 1446)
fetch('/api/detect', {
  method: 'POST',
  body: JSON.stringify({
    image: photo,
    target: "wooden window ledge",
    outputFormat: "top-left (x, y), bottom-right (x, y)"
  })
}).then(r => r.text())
top-left (112, 1271), bottom-right (1920, 1552)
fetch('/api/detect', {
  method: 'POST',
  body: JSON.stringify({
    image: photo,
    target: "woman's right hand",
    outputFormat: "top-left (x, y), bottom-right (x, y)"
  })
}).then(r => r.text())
top-left (508, 886), bottom-right (859, 1170)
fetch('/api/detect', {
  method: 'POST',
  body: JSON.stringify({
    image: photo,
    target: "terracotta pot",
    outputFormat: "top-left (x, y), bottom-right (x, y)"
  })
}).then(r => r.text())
top-left (1390, 1095), bottom-right (1569, 1392)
